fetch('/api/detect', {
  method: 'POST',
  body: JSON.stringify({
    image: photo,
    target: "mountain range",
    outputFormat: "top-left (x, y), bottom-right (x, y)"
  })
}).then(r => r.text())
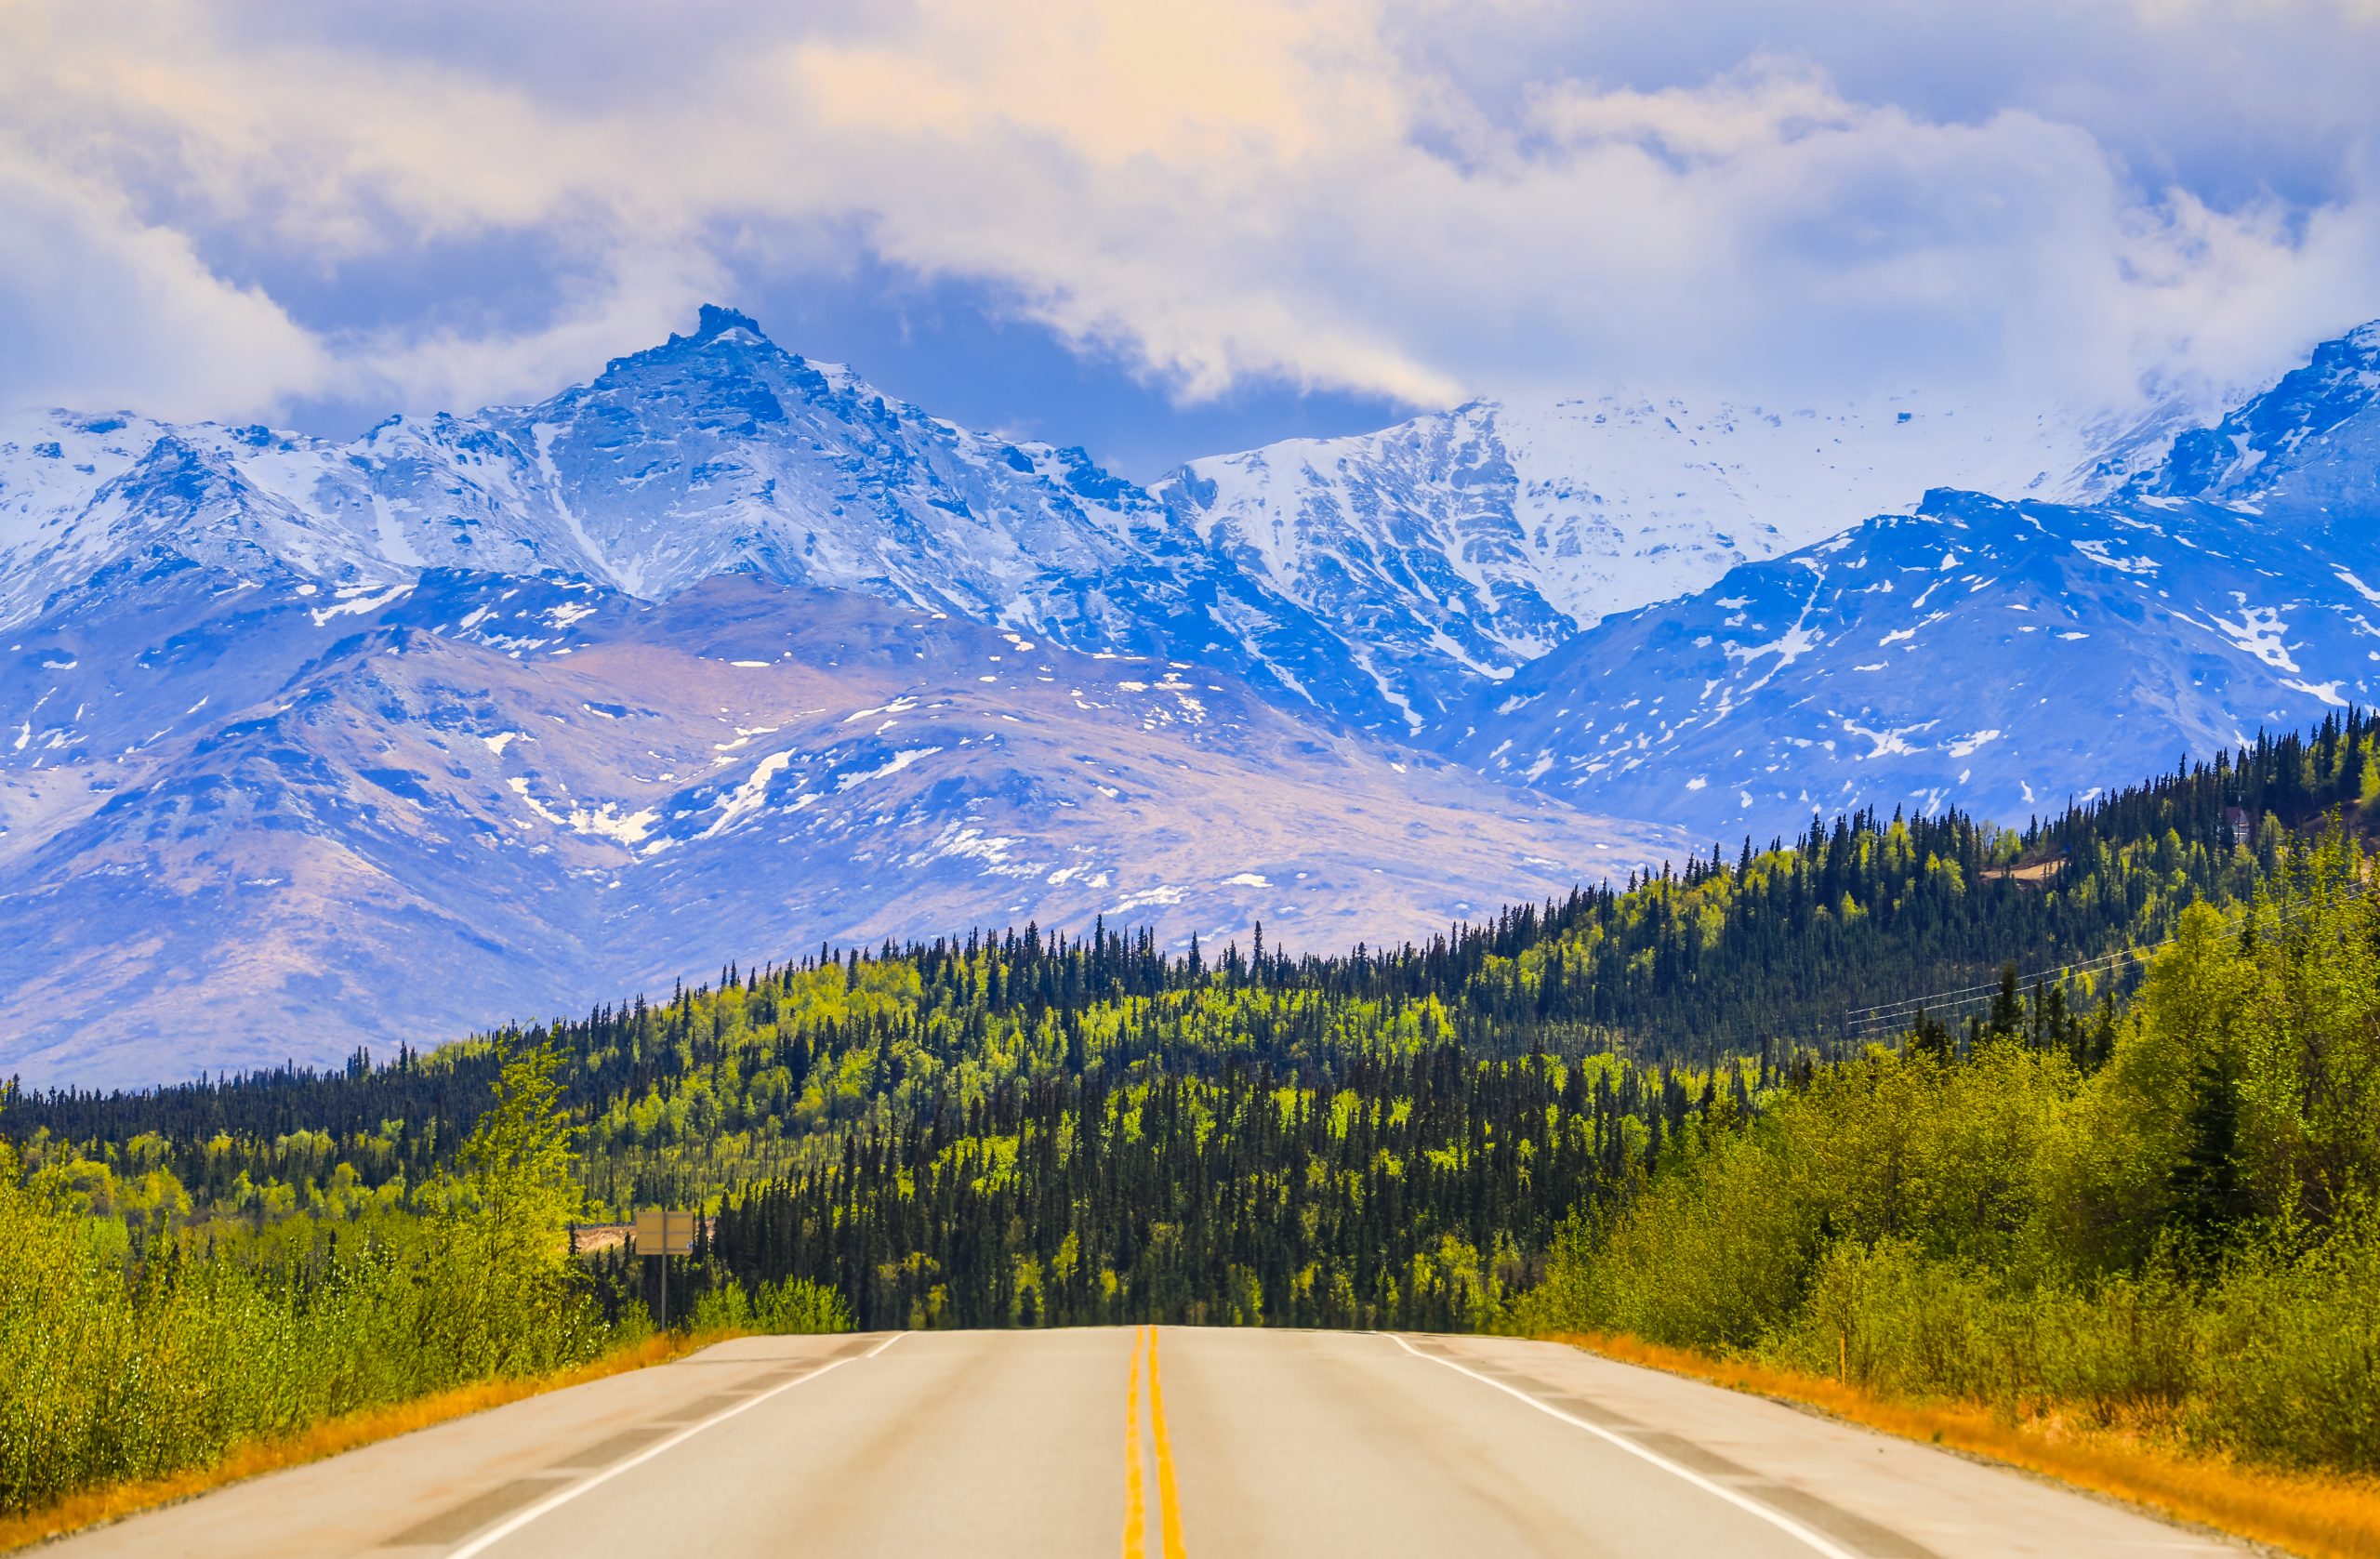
top-left (4, 305), bottom-right (2376, 1083)
top-left (1455, 323), bottom-right (2380, 835)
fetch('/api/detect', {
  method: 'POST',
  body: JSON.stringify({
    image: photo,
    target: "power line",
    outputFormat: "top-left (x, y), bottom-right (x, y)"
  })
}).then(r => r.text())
top-left (1842, 875), bottom-right (2369, 1041)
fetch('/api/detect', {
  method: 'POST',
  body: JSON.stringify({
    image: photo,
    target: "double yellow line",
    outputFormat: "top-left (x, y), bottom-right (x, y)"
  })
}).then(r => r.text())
top-left (1122, 1324), bottom-right (1187, 1558)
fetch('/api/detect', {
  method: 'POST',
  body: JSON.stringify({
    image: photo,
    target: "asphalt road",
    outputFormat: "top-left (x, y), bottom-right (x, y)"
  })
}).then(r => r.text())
top-left (50, 1328), bottom-right (2246, 1558)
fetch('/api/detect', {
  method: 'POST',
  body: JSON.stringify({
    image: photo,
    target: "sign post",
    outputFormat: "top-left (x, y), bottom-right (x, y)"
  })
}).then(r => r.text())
top-left (633, 1209), bottom-right (696, 1328)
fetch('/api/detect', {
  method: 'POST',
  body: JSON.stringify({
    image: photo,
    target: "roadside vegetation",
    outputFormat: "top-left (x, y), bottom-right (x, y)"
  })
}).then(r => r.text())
top-left (0, 1040), bottom-right (604, 1515)
top-left (0, 1041), bottom-right (845, 1524)
top-left (1523, 830), bottom-right (2380, 1475)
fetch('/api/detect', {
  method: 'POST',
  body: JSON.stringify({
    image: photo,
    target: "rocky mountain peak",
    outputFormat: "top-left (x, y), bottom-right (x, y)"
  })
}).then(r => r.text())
top-left (691, 303), bottom-right (768, 342)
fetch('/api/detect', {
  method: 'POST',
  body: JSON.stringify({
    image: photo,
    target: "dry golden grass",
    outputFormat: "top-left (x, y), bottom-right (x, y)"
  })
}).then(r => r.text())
top-left (1544, 1329), bottom-right (2380, 1559)
top-left (0, 1330), bottom-right (719, 1554)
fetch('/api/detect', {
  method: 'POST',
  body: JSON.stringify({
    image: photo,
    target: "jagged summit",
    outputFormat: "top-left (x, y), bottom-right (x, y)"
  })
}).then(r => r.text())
top-left (691, 302), bottom-right (766, 341)
top-left (598, 301), bottom-right (808, 394)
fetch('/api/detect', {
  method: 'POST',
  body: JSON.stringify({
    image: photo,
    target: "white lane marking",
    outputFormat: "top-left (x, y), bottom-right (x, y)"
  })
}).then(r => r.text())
top-left (446, 1332), bottom-right (906, 1558)
top-left (1389, 1335), bottom-right (1860, 1559)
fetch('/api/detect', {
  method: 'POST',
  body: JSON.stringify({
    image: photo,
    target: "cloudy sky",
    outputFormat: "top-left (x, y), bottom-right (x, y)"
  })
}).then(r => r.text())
top-left (4, 0), bottom-right (2378, 475)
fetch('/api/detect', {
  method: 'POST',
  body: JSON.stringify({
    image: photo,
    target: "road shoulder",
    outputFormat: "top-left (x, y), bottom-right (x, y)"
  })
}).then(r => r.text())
top-left (1533, 1331), bottom-right (2371, 1559)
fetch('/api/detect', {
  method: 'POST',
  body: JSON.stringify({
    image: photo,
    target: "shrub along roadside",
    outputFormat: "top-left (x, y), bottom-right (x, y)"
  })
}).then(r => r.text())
top-left (0, 1040), bottom-right (625, 1522)
top-left (0, 1330), bottom-right (695, 1554)
top-left (687, 1275), bottom-right (853, 1337)
top-left (1521, 830), bottom-right (2380, 1482)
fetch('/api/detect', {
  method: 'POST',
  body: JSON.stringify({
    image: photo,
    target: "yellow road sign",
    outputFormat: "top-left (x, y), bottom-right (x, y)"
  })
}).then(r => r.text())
top-left (633, 1208), bottom-right (697, 1256)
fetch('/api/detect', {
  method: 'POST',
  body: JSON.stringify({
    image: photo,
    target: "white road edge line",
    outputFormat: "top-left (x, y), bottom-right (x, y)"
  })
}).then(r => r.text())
top-left (1388, 1335), bottom-right (1861, 1559)
top-left (445, 1331), bottom-right (906, 1559)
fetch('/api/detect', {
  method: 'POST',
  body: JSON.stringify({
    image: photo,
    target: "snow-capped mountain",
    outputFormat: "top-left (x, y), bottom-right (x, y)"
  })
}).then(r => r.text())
top-left (2133, 321), bottom-right (2380, 521)
top-left (0, 553), bottom-right (1679, 1085)
top-left (12, 309), bottom-right (2157, 740)
top-left (1452, 324), bottom-right (2380, 839)
top-left (0, 308), bottom-right (1404, 730)
top-left (0, 308), bottom-right (1169, 614)
top-left (1157, 386), bottom-right (2155, 727)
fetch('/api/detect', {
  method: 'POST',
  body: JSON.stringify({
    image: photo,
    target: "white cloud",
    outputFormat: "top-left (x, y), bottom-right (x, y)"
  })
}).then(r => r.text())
top-left (0, 0), bottom-right (2376, 434)
top-left (339, 244), bottom-right (727, 414)
top-left (0, 156), bottom-right (325, 419)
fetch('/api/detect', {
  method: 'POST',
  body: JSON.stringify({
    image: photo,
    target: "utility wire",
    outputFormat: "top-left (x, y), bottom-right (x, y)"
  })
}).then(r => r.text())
top-left (1842, 876), bottom-right (2368, 1040)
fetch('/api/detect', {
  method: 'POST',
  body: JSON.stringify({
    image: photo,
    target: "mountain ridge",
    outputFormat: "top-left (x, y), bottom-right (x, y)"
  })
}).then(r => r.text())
top-left (10, 306), bottom-right (2201, 734)
top-left (1451, 324), bottom-right (2380, 837)
top-left (5, 311), bottom-right (1423, 730)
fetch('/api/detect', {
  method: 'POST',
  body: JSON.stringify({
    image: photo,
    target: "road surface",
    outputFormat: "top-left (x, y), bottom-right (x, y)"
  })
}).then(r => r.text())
top-left (49, 1328), bottom-right (2243, 1557)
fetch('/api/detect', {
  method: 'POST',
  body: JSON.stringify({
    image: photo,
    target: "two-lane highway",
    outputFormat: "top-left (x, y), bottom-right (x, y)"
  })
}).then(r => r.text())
top-left (50, 1328), bottom-right (2245, 1557)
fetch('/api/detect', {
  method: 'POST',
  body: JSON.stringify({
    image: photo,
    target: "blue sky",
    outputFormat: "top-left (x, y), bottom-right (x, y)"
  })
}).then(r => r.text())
top-left (4, 1), bottom-right (2378, 476)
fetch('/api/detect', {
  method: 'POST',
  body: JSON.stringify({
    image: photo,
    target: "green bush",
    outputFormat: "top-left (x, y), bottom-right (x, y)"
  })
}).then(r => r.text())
top-left (2195, 1213), bottom-right (2380, 1469)
top-left (681, 1275), bottom-right (852, 1337)
top-left (686, 1278), bottom-right (752, 1335)
top-left (753, 1277), bottom-right (852, 1335)
top-left (0, 1040), bottom-right (617, 1515)
top-left (1532, 834), bottom-right (2380, 1473)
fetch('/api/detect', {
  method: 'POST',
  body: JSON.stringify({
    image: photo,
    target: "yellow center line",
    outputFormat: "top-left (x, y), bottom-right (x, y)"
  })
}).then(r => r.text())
top-left (1147, 1326), bottom-right (1189, 1559)
top-left (1124, 1326), bottom-right (1147, 1559)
